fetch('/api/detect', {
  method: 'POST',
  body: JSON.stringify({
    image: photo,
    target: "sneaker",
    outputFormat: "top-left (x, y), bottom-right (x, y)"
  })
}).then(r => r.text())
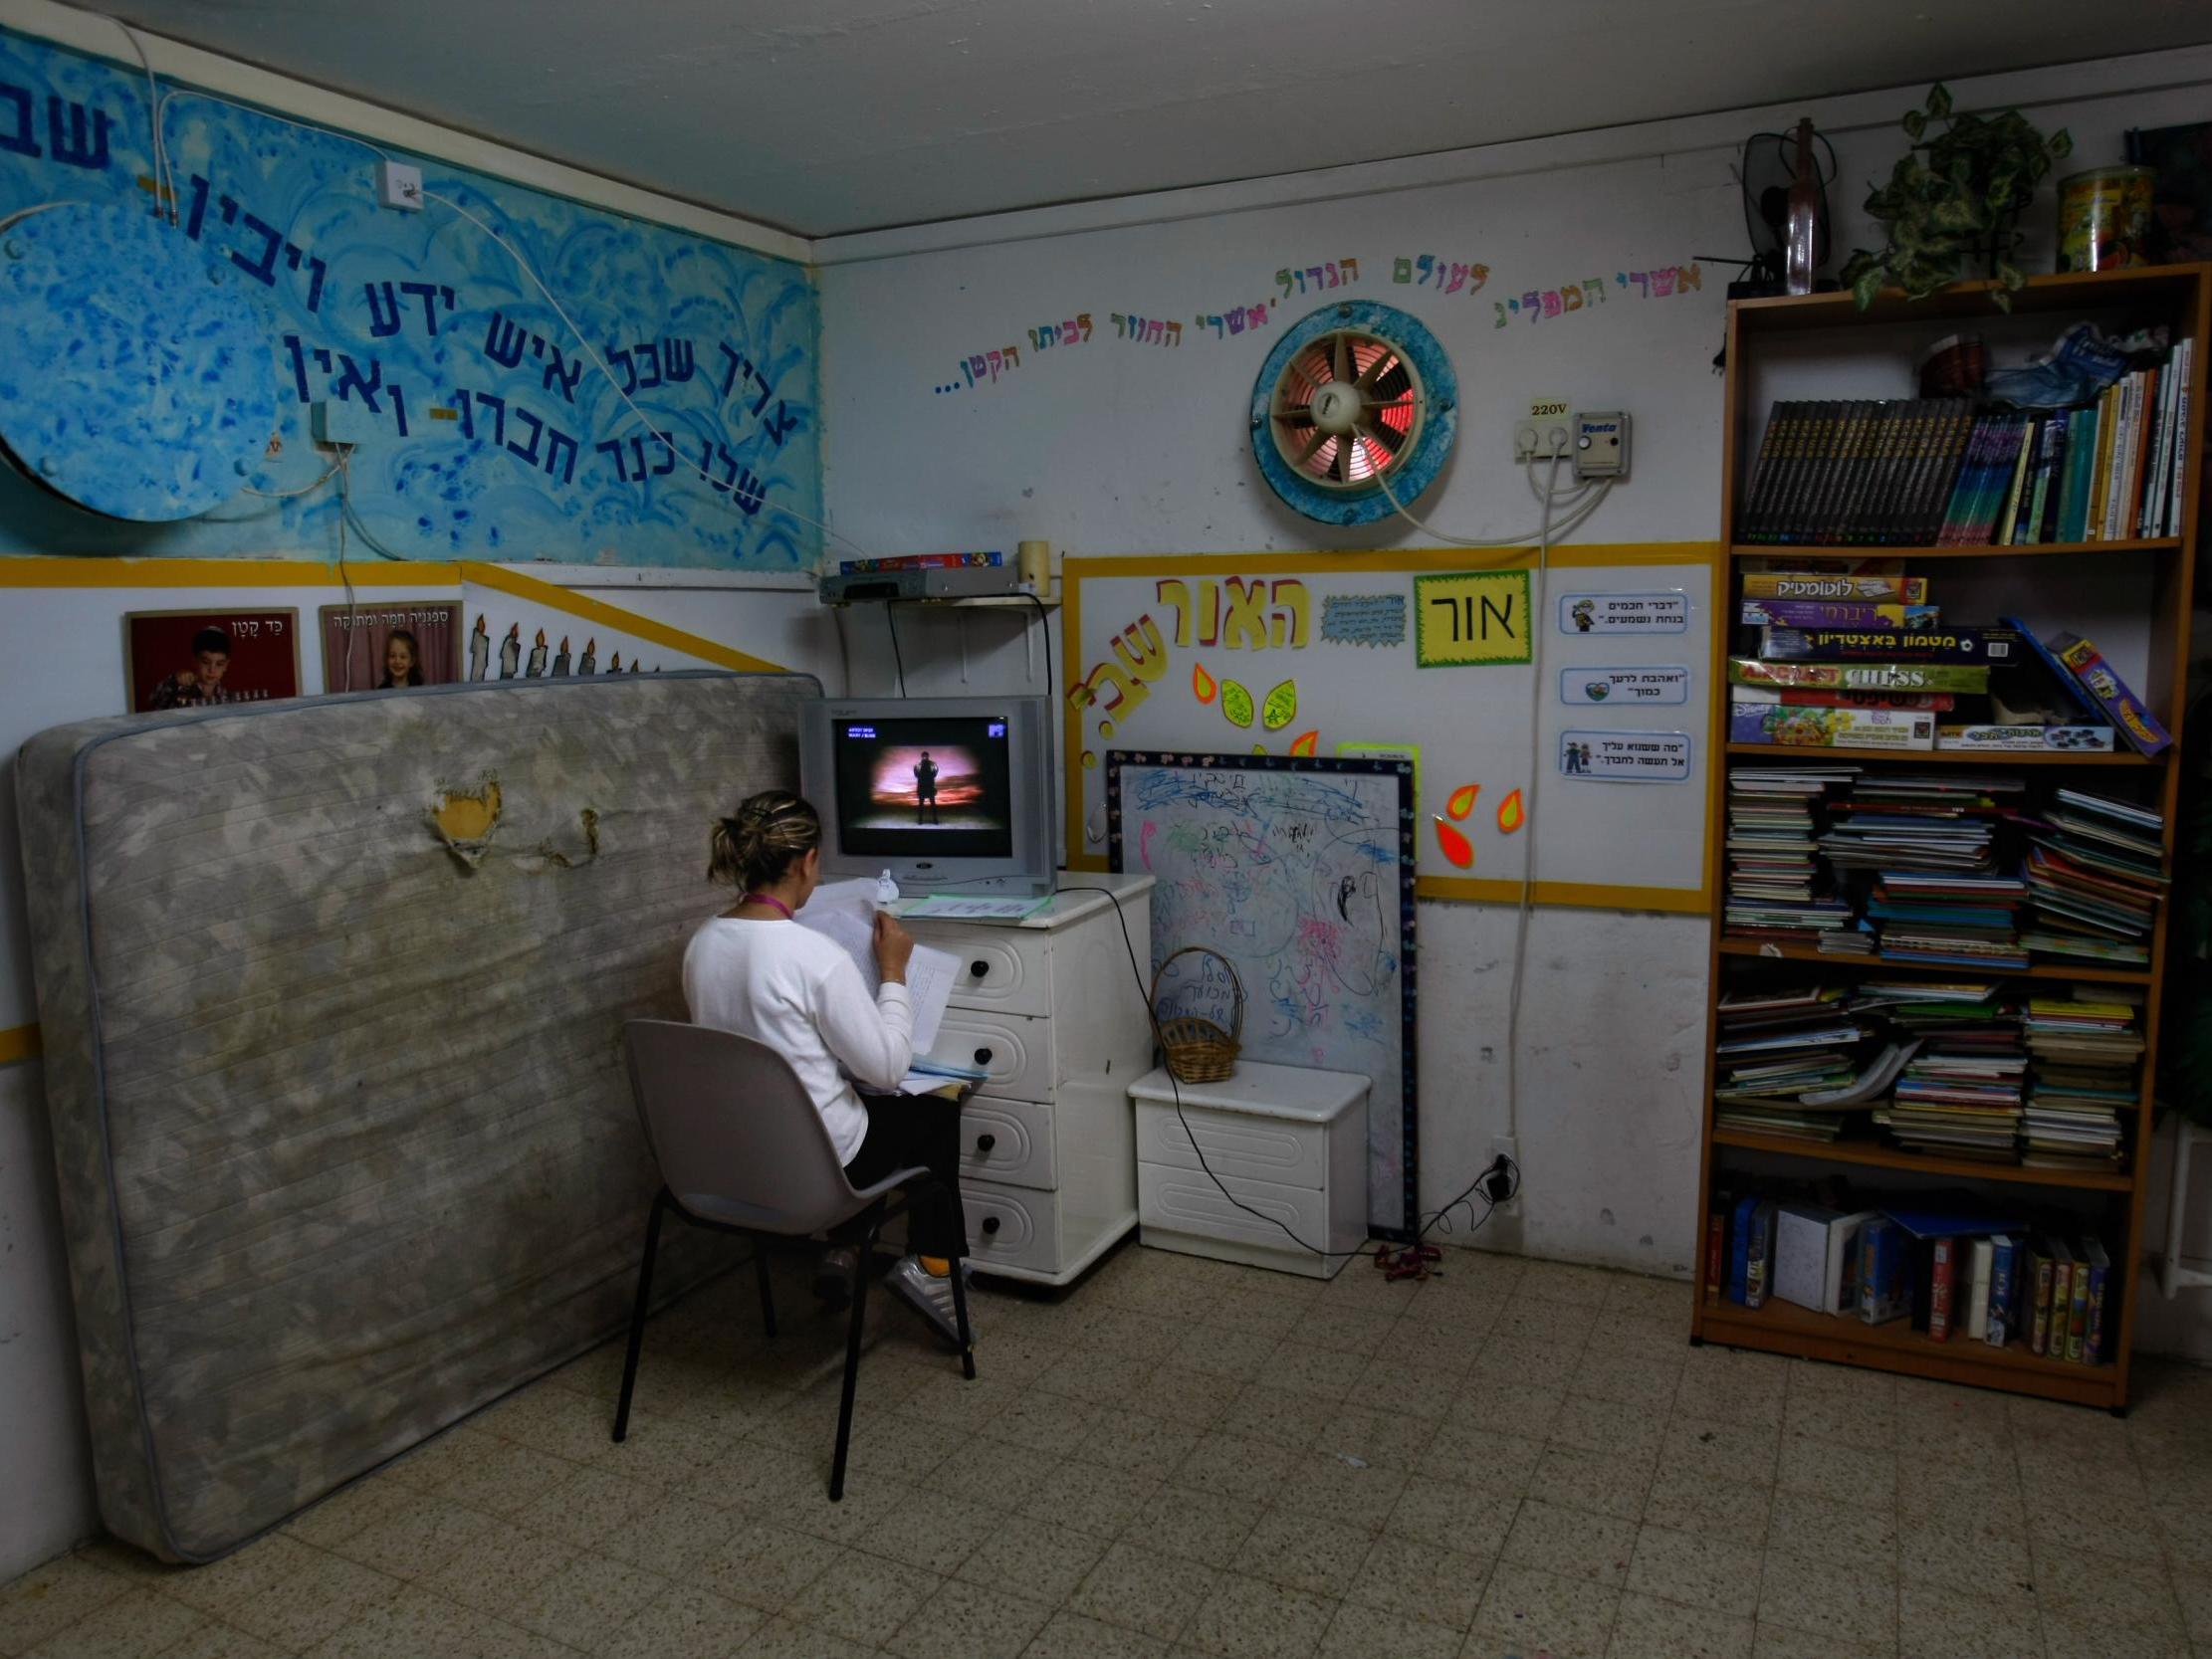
top-left (813, 1247), bottom-right (856, 1310)
top-left (887, 1255), bottom-right (976, 1350)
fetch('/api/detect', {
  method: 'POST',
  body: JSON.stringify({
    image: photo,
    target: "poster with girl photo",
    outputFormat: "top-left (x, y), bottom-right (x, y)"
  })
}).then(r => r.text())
top-left (319, 601), bottom-right (464, 695)
top-left (124, 609), bottom-right (302, 715)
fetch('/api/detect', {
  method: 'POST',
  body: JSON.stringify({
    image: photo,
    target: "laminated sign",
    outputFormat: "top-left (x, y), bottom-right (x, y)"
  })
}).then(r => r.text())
top-left (1558, 730), bottom-right (1691, 781)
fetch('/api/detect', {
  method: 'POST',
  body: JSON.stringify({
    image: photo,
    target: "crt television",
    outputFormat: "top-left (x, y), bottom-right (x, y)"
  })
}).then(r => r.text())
top-left (798, 696), bottom-right (1056, 897)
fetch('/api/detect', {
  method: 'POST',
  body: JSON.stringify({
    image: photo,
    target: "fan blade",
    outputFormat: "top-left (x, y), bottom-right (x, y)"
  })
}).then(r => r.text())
top-left (1276, 403), bottom-right (1317, 426)
top-left (1355, 350), bottom-right (1394, 391)
top-left (1331, 435), bottom-right (1350, 483)
top-left (1361, 417), bottom-right (1407, 452)
top-left (1370, 363), bottom-right (1411, 401)
top-left (1331, 332), bottom-right (1350, 386)
top-left (1293, 428), bottom-right (1329, 470)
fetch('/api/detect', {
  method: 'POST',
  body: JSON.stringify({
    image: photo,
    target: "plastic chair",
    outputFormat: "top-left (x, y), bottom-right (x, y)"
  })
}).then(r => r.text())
top-left (611, 1019), bottom-right (975, 1500)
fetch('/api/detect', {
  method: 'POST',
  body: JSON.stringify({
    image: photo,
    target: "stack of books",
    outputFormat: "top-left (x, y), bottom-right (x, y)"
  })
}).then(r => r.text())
top-left (1736, 335), bottom-right (2193, 548)
top-left (1712, 985), bottom-right (1862, 1141)
top-left (1876, 1034), bottom-right (2028, 1161)
top-left (2022, 789), bottom-right (2168, 965)
top-left (1722, 767), bottom-right (1859, 941)
top-left (2020, 995), bottom-right (2143, 1168)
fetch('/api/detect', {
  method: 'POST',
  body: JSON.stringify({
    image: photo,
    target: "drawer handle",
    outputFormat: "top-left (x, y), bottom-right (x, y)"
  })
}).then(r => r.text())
top-left (982, 1216), bottom-right (1001, 1236)
top-left (974, 1047), bottom-right (994, 1066)
top-left (976, 1134), bottom-right (996, 1153)
top-left (970, 959), bottom-right (991, 978)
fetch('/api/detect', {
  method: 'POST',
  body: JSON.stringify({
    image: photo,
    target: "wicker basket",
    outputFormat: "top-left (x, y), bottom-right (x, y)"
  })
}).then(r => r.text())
top-left (1150, 945), bottom-right (1244, 1084)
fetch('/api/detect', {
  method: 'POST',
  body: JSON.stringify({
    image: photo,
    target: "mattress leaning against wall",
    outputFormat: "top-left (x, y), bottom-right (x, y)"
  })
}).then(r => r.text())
top-left (14, 671), bottom-right (822, 1561)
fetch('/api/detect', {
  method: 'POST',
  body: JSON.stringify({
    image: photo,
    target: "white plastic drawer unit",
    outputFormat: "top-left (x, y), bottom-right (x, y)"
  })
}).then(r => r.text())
top-left (931, 925), bottom-right (1053, 1018)
top-left (924, 1010), bottom-right (1053, 1103)
top-left (958, 1096), bottom-right (1054, 1190)
top-left (1129, 1061), bottom-right (1370, 1279)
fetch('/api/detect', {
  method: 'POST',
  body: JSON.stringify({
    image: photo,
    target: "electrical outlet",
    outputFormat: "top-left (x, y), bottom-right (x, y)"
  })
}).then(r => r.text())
top-left (375, 160), bottom-right (423, 212)
top-left (1512, 419), bottom-right (1573, 464)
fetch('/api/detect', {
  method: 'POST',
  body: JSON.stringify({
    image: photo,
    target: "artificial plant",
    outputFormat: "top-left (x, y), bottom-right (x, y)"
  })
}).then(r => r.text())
top-left (1841, 84), bottom-right (2072, 311)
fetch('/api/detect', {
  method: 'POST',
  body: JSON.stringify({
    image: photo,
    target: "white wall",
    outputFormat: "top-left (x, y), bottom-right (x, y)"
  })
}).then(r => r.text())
top-left (815, 51), bottom-right (2212, 1311)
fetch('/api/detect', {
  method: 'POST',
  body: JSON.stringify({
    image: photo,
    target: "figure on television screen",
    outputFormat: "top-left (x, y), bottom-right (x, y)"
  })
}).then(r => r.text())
top-left (914, 750), bottom-right (941, 823)
top-left (379, 628), bottom-right (423, 689)
top-left (150, 626), bottom-right (239, 710)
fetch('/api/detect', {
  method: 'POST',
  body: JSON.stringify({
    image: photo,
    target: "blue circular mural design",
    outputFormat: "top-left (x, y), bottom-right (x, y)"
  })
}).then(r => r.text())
top-left (1248, 300), bottom-right (1457, 526)
top-left (0, 201), bottom-right (277, 520)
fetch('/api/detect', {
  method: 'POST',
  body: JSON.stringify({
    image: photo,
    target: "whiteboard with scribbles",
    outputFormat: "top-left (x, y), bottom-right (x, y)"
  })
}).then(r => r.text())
top-left (1106, 752), bottom-right (1418, 1237)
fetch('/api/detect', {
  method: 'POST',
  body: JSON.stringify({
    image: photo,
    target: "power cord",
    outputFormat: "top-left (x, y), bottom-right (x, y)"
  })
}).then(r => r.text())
top-left (883, 602), bottom-right (908, 696)
top-left (1055, 880), bottom-right (1518, 1264)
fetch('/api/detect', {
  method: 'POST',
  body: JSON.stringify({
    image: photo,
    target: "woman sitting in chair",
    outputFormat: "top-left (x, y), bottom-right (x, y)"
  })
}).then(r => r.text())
top-left (683, 789), bottom-right (973, 1346)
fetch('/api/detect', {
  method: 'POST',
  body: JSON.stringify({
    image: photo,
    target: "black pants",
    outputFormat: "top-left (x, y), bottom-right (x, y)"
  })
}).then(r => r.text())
top-left (844, 1092), bottom-right (969, 1258)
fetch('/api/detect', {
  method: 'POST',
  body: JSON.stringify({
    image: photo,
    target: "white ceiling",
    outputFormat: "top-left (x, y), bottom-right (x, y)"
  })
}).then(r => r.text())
top-left (104, 0), bottom-right (2212, 240)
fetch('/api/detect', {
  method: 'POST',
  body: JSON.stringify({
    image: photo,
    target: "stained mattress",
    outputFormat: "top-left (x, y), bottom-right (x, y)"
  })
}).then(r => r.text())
top-left (16, 671), bottom-right (820, 1560)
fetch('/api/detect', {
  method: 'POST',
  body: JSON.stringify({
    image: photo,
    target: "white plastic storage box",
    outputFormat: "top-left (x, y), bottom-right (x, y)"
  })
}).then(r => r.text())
top-left (1128, 1061), bottom-right (1369, 1279)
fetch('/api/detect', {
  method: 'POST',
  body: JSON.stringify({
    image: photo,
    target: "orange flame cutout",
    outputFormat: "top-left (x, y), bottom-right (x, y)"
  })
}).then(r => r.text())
top-left (1193, 663), bottom-right (1217, 704)
top-left (1289, 730), bottom-right (1318, 756)
top-left (1445, 783), bottom-right (1479, 821)
top-left (1433, 816), bottom-right (1475, 869)
top-left (1497, 788), bottom-right (1525, 834)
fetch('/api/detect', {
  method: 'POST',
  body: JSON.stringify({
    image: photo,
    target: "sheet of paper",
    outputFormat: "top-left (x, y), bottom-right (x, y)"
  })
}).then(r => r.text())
top-left (792, 894), bottom-right (958, 1055)
top-left (897, 893), bottom-right (1049, 921)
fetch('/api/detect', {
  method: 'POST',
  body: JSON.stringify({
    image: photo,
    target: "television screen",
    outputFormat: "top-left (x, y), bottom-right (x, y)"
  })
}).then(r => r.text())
top-left (831, 715), bottom-right (1014, 859)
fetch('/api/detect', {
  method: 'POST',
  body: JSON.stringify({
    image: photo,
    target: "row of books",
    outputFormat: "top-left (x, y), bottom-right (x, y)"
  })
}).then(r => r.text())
top-left (1721, 765), bottom-right (2168, 970)
top-left (1708, 1190), bottom-right (2114, 1362)
top-left (1736, 336), bottom-right (2192, 546)
top-left (1712, 975), bottom-right (2140, 1170)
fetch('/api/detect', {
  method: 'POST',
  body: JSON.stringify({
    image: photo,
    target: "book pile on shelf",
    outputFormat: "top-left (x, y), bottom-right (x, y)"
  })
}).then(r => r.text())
top-left (1736, 331), bottom-right (2193, 548)
top-left (2022, 789), bottom-right (2170, 965)
top-left (1721, 767), bottom-right (1857, 942)
top-left (1711, 984), bottom-right (1861, 1142)
top-left (2021, 994), bottom-right (2144, 1169)
top-left (1873, 1018), bottom-right (2027, 1162)
top-left (1824, 771), bottom-right (2027, 967)
top-left (1729, 560), bottom-right (2172, 755)
top-left (1704, 1188), bottom-right (2116, 1363)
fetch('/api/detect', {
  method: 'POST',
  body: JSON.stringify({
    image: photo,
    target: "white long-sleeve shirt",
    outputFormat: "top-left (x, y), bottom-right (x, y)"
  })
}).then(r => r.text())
top-left (681, 917), bottom-right (914, 1163)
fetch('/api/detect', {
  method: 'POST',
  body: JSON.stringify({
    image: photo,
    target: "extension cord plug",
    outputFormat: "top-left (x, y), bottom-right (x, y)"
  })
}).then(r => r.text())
top-left (1482, 1155), bottom-right (1515, 1205)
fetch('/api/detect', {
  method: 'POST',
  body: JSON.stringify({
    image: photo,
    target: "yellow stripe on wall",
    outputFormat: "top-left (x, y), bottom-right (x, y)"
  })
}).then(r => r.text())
top-left (0, 556), bottom-right (462, 588)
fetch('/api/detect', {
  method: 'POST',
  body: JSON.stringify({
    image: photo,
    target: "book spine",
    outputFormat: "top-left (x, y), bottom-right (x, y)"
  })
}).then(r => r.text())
top-left (2050, 408), bottom-right (2086, 542)
top-left (1745, 1203), bottom-right (1775, 1310)
top-left (2169, 340), bottom-right (2192, 538)
top-left (1846, 403), bottom-right (1896, 544)
top-left (1810, 402), bottom-right (1860, 544)
top-left (1739, 402), bottom-right (1792, 543)
top-left (2132, 366), bottom-right (2162, 539)
top-left (1929, 1238), bottom-right (1955, 1340)
top-left (2085, 1259), bottom-right (2108, 1363)
top-left (1785, 401), bottom-right (1839, 543)
top-left (2064, 405), bottom-right (2100, 541)
top-left (2049, 1258), bottom-right (2074, 1356)
top-left (1988, 1235), bottom-right (2015, 1347)
top-left (2030, 1252), bottom-right (2054, 1353)
top-left (2037, 413), bottom-right (2071, 542)
top-left (1704, 1209), bottom-right (1725, 1304)
top-left (2019, 417), bottom-right (2057, 544)
top-left (1935, 415), bottom-right (1990, 545)
top-left (1995, 416), bottom-right (2037, 545)
top-left (2066, 1264), bottom-right (2090, 1362)
top-left (2091, 384), bottom-right (2121, 539)
top-left (1914, 400), bottom-right (1970, 544)
top-left (1730, 1197), bottom-right (1755, 1304)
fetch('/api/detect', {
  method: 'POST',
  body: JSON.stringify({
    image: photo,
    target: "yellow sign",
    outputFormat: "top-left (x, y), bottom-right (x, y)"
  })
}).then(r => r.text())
top-left (1414, 571), bottom-right (1532, 666)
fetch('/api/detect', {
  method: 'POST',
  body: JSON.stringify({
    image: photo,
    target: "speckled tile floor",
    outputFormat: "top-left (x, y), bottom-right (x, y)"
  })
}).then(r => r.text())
top-left (3, 1242), bottom-right (2208, 1659)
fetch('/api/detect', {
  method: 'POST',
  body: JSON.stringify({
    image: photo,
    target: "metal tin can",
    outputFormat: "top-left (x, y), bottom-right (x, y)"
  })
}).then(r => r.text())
top-left (2058, 166), bottom-right (2155, 271)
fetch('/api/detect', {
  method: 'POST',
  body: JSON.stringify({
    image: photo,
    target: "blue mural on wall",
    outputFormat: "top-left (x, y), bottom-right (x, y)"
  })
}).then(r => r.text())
top-left (0, 26), bottom-right (821, 567)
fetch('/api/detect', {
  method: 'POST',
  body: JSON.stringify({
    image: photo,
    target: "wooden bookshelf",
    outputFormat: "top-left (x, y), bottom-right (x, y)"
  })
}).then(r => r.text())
top-left (1693, 263), bottom-right (2211, 1414)
top-left (1732, 536), bottom-right (2182, 560)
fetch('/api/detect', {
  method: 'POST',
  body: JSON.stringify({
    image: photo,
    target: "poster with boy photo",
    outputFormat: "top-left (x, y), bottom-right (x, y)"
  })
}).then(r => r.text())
top-left (319, 601), bottom-right (464, 694)
top-left (124, 609), bottom-right (302, 714)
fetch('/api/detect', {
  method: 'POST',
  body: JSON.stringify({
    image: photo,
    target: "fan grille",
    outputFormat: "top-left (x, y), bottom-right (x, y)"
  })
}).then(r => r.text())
top-left (1267, 328), bottom-right (1426, 492)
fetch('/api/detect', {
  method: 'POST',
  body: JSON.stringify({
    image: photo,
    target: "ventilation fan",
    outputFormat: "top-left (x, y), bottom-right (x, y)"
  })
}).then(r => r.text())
top-left (1249, 301), bottom-right (1456, 525)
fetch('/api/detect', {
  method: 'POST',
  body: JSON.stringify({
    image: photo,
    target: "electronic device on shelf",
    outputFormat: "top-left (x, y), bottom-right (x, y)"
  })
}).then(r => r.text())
top-left (818, 566), bottom-right (1028, 603)
top-left (798, 695), bottom-right (1056, 896)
